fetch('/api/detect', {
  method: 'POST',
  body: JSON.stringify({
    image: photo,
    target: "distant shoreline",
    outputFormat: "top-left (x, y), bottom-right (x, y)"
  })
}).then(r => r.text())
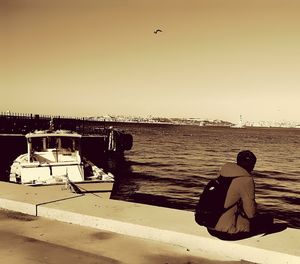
top-left (95, 120), bottom-right (300, 129)
top-left (1, 112), bottom-right (299, 130)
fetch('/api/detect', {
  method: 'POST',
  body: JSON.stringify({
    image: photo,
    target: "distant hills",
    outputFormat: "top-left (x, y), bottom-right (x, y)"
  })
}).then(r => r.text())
top-left (87, 115), bottom-right (233, 126)
top-left (87, 115), bottom-right (300, 128)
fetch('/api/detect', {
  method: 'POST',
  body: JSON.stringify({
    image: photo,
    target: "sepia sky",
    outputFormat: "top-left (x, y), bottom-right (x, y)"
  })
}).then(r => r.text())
top-left (1, 0), bottom-right (300, 123)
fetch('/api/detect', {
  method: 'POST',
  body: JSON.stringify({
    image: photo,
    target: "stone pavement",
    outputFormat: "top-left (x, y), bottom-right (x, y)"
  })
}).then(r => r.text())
top-left (0, 209), bottom-right (243, 264)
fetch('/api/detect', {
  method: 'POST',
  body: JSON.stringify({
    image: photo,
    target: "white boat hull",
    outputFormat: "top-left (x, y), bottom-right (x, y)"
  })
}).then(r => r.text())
top-left (11, 164), bottom-right (84, 185)
top-left (10, 155), bottom-right (114, 186)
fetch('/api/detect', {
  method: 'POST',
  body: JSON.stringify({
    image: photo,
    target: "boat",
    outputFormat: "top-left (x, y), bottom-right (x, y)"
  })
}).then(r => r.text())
top-left (9, 129), bottom-right (114, 189)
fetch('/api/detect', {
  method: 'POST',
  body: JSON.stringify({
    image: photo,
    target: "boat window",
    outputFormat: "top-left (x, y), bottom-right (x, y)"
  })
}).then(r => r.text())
top-left (47, 137), bottom-right (58, 149)
top-left (61, 137), bottom-right (75, 151)
top-left (31, 138), bottom-right (44, 152)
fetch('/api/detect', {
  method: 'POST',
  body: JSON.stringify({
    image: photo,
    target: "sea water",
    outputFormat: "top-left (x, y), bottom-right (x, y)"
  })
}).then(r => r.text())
top-left (106, 123), bottom-right (300, 228)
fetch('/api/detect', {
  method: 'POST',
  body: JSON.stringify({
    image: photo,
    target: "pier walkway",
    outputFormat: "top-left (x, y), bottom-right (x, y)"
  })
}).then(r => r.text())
top-left (0, 181), bottom-right (299, 264)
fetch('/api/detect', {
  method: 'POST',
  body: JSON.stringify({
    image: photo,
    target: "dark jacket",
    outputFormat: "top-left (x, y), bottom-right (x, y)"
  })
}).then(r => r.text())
top-left (214, 162), bottom-right (257, 233)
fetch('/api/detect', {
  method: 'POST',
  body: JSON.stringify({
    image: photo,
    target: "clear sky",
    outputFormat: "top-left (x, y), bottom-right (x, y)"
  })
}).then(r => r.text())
top-left (1, 0), bottom-right (300, 123)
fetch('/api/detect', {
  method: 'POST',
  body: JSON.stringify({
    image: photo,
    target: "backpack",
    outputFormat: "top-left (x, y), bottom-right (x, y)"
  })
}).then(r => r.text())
top-left (195, 176), bottom-right (238, 228)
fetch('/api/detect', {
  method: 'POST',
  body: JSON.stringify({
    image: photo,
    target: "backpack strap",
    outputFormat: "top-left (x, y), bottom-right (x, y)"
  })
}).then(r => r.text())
top-left (222, 200), bottom-right (239, 214)
top-left (219, 175), bottom-right (241, 214)
top-left (239, 206), bottom-right (251, 220)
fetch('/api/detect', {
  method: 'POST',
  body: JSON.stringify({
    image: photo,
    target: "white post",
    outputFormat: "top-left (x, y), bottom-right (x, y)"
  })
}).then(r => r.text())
top-left (27, 138), bottom-right (31, 163)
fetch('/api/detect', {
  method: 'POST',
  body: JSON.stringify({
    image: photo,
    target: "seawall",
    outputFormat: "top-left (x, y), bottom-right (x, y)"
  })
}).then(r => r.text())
top-left (0, 181), bottom-right (299, 264)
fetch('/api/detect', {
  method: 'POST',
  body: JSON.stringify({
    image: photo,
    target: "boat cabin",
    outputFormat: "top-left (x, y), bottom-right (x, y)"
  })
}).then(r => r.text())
top-left (26, 130), bottom-right (82, 164)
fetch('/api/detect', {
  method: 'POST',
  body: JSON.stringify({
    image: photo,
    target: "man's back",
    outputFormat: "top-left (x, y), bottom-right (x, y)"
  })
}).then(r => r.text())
top-left (213, 162), bottom-right (256, 233)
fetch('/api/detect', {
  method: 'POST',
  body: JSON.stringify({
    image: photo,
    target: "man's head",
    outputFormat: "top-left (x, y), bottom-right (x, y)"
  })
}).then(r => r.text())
top-left (237, 150), bottom-right (256, 173)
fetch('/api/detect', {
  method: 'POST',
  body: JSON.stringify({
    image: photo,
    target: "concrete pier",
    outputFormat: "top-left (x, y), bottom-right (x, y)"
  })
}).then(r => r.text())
top-left (0, 181), bottom-right (299, 264)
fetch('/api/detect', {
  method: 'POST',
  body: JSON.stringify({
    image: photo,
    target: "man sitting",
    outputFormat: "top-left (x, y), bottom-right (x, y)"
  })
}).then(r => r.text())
top-left (198, 150), bottom-right (274, 240)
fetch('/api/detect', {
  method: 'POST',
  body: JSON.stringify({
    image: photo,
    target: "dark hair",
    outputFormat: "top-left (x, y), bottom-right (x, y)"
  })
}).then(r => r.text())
top-left (237, 150), bottom-right (256, 173)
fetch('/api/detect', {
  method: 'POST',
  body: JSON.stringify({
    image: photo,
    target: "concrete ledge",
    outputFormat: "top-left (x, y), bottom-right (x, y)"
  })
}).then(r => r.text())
top-left (0, 198), bottom-right (36, 215)
top-left (0, 182), bottom-right (299, 264)
top-left (37, 206), bottom-right (299, 264)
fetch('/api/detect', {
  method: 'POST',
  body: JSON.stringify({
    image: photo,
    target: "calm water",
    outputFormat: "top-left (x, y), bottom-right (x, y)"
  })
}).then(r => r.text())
top-left (106, 124), bottom-right (300, 228)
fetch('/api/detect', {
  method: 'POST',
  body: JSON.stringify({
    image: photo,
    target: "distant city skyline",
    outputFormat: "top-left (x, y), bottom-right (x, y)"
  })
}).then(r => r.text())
top-left (1, 0), bottom-right (300, 124)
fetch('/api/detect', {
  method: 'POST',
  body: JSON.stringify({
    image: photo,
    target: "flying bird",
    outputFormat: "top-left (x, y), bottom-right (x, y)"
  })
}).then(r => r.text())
top-left (154, 29), bottom-right (162, 34)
